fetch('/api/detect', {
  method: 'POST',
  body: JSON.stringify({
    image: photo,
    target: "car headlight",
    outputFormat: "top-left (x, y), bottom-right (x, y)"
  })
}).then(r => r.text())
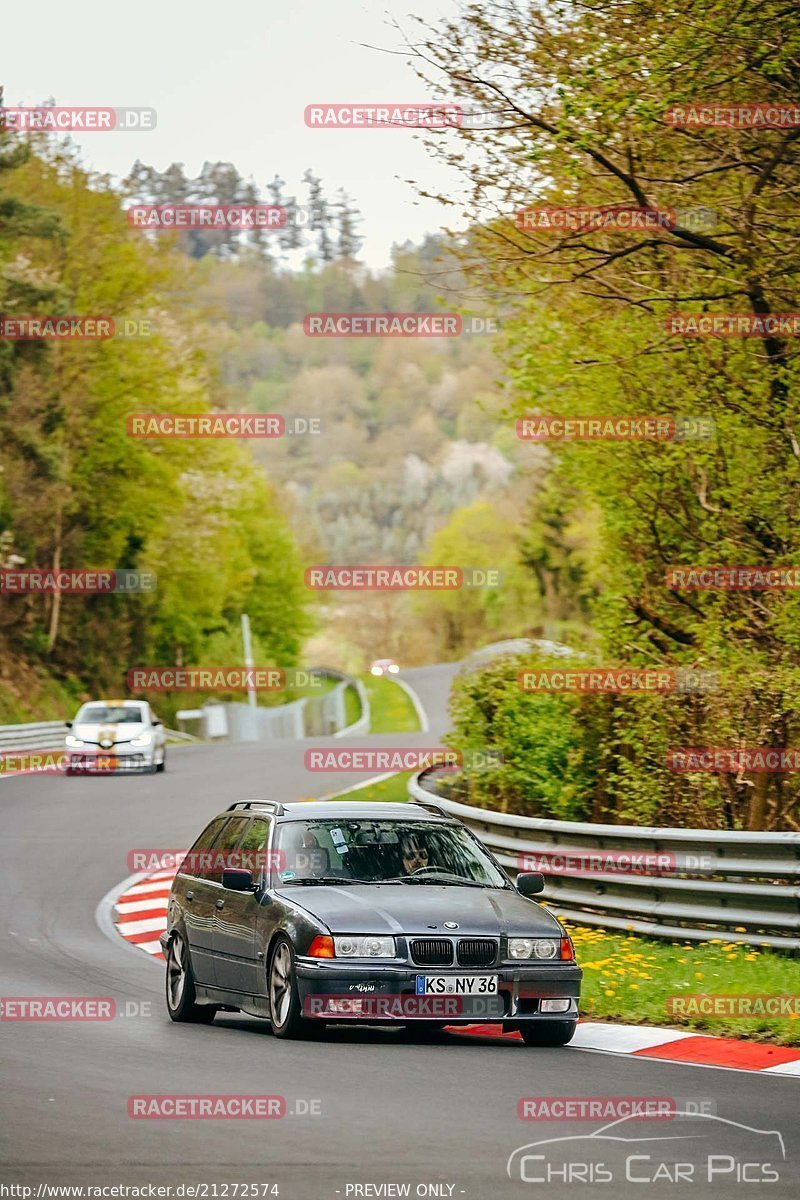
top-left (333, 935), bottom-right (395, 958)
top-left (370, 666), bottom-right (382, 676)
top-left (65, 735), bottom-right (84, 748)
top-left (130, 733), bottom-right (153, 747)
top-left (388, 664), bottom-right (399, 674)
top-left (508, 937), bottom-right (560, 960)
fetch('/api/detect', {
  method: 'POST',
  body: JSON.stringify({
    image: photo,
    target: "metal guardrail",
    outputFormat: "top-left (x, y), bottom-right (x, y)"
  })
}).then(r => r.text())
top-left (409, 766), bottom-right (800, 950)
top-left (198, 668), bottom-right (370, 742)
top-left (332, 677), bottom-right (370, 737)
top-left (0, 720), bottom-right (68, 750)
top-left (0, 719), bottom-right (197, 751)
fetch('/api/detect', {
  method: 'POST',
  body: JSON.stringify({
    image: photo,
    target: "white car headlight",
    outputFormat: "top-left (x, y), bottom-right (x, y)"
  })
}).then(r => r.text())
top-left (333, 935), bottom-right (395, 958)
top-left (388, 664), bottom-right (399, 674)
top-left (508, 937), bottom-right (560, 960)
top-left (130, 733), bottom-right (153, 747)
top-left (65, 735), bottom-right (84, 748)
top-left (370, 666), bottom-right (382, 676)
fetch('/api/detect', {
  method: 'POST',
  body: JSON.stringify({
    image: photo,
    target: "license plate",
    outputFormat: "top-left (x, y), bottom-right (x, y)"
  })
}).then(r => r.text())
top-left (415, 974), bottom-right (498, 995)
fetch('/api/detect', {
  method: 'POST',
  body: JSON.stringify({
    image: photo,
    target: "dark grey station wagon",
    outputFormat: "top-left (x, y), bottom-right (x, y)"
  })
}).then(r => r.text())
top-left (161, 799), bottom-right (581, 1044)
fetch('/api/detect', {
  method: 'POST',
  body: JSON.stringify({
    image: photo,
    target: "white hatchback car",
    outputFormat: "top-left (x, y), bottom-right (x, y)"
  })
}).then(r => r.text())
top-left (65, 699), bottom-right (167, 775)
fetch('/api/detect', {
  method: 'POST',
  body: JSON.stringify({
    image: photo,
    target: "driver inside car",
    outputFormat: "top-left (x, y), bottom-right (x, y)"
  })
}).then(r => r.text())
top-left (399, 832), bottom-right (431, 875)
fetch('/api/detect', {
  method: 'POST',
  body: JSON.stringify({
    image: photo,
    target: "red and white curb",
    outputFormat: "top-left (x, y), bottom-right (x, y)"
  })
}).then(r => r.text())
top-left (113, 868), bottom-right (175, 960)
top-left (111, 868), bottom-right (800, 1075)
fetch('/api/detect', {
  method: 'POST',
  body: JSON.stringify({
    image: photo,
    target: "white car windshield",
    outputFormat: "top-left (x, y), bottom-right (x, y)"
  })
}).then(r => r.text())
top-left (78, 706), bottom-right (146, 724)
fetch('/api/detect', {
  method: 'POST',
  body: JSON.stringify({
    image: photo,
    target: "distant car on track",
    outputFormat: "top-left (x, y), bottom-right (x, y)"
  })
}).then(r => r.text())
top-left (370, 658), bottom-right (400, 676)
top-left (65, 699), bottom-right (166, 775)
top-left (161, 799), bottom-right (581, 1043)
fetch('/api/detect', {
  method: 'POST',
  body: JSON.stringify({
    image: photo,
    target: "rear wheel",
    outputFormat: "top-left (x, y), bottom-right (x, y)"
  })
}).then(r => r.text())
top-left (165, 933), bottom-right (216, 1024)
top-left (519, 1020), bottom-right (576, 1046)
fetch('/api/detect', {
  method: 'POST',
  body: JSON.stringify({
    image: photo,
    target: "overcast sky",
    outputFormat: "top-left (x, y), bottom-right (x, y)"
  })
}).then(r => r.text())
top-left (4, 0), bottom-right (468, 268)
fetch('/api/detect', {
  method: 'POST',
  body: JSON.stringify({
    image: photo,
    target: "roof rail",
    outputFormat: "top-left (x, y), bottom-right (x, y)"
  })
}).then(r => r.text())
top-left (408, 797), bottom-right (451, 819)
top-left (226, 800), bottom-right (285, 816)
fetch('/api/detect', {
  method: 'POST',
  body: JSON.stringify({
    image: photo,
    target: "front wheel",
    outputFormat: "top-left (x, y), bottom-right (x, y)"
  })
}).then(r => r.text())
top-left (518, 1020), bottom-right (576, 1046)
top-left (156, 748), bottom-right (166, 773)
top-left (165, 933), bottom-right (216, 1024)
top-left (268, 936), bottom-right (316, 1039)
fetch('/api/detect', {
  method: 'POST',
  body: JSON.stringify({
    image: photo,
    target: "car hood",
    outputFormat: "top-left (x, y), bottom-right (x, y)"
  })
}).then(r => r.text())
top-left (277, 883), bottom-right (562, 938)
top-left (70, 722), bottom-right (147, 743)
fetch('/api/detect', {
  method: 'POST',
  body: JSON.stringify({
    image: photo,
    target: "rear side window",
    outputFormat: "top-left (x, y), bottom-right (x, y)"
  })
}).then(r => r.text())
top-left (185, 817), bottom-right (226, 861)
top-left (203, 816), bottom-right (250, 883)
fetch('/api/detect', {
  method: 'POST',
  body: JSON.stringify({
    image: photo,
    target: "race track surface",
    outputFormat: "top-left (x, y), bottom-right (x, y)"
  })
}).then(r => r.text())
top-left (1, 666), bottom-right (797, 1197)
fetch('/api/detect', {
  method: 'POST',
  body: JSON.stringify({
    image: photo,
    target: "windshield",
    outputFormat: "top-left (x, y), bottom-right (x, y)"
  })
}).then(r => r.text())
top-left (273, 819), bottom-right (508, 888)
top-left (77, 706), bottom-right (146, 724)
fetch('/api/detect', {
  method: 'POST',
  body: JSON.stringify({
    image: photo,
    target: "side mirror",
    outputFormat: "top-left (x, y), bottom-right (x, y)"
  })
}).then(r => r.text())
top-left (222, 868), bottom-right (255, 892)
top-left (152, 719), bottom-right (163, 727)
top-left (65, 720), bottom-right (72, 729)
top-left (516, 871), bottom-right (545, 896)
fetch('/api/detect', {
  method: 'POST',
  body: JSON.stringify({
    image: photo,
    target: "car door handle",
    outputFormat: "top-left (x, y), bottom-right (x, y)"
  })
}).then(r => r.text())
top-left (186, 891), bottom-right (194, 901)
top-left (216, 898), bottom-right (225, 909)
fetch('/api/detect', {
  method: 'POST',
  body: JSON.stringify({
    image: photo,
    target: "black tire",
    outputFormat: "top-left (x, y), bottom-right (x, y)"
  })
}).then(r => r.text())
top-left (165, 932), bottom-right (217, 1024)
top-left (268, 936), bottom-right (316, 1039)
top-left (156, 750), bottom-right (166, 773)
top-left (519, 1020), bottom-right (577, 1046)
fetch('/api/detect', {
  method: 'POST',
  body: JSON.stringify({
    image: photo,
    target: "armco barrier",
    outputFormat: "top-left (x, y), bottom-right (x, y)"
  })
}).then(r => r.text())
top-left (409, 767), bottom-right (800, 950)
top-left (189, 669), bottom-right (369, 742)
top-left (0, 669), bottom-right (369, 754)
top-left (0, 718), bottom-right (197, 756)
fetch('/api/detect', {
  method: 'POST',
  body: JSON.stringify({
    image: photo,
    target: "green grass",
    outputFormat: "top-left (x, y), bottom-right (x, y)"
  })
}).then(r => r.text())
top-left (360, 674), bottom-right (420, 733)
top-left (325, 770), bottom-right (414, 804)
top-left (565, 923), bottom-right (800, 1045)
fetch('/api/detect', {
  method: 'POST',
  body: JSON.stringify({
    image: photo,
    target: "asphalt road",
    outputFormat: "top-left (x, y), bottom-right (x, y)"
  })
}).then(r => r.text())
top-left (1, 664), bottom-right (798, 1198)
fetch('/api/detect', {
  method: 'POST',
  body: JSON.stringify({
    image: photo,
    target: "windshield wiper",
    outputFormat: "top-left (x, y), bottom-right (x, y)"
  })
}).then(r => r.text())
top-left (281, 876), bottom-right (362, 886)
top-left (380, 875), bottom-right (490, 888)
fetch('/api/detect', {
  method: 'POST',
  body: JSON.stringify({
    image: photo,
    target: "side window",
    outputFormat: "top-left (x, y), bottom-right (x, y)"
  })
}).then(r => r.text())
top-left (235, 819), bottom-right (272, 885)
top-left (205, 816), bottom-right (249, 884)
top-left (181, 817), bottom-right (226, 878)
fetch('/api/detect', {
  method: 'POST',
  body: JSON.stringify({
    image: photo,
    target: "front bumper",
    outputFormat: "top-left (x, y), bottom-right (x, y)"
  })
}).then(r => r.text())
top-left (66, 748), bottom-right (154, 773)
top-left (295, 957), bottom-right (581, 1023)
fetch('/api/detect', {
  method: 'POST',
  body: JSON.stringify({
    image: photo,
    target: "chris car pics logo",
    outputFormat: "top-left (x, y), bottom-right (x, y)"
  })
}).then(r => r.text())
top-left (507, 1112), bottom-right (785, 1185)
